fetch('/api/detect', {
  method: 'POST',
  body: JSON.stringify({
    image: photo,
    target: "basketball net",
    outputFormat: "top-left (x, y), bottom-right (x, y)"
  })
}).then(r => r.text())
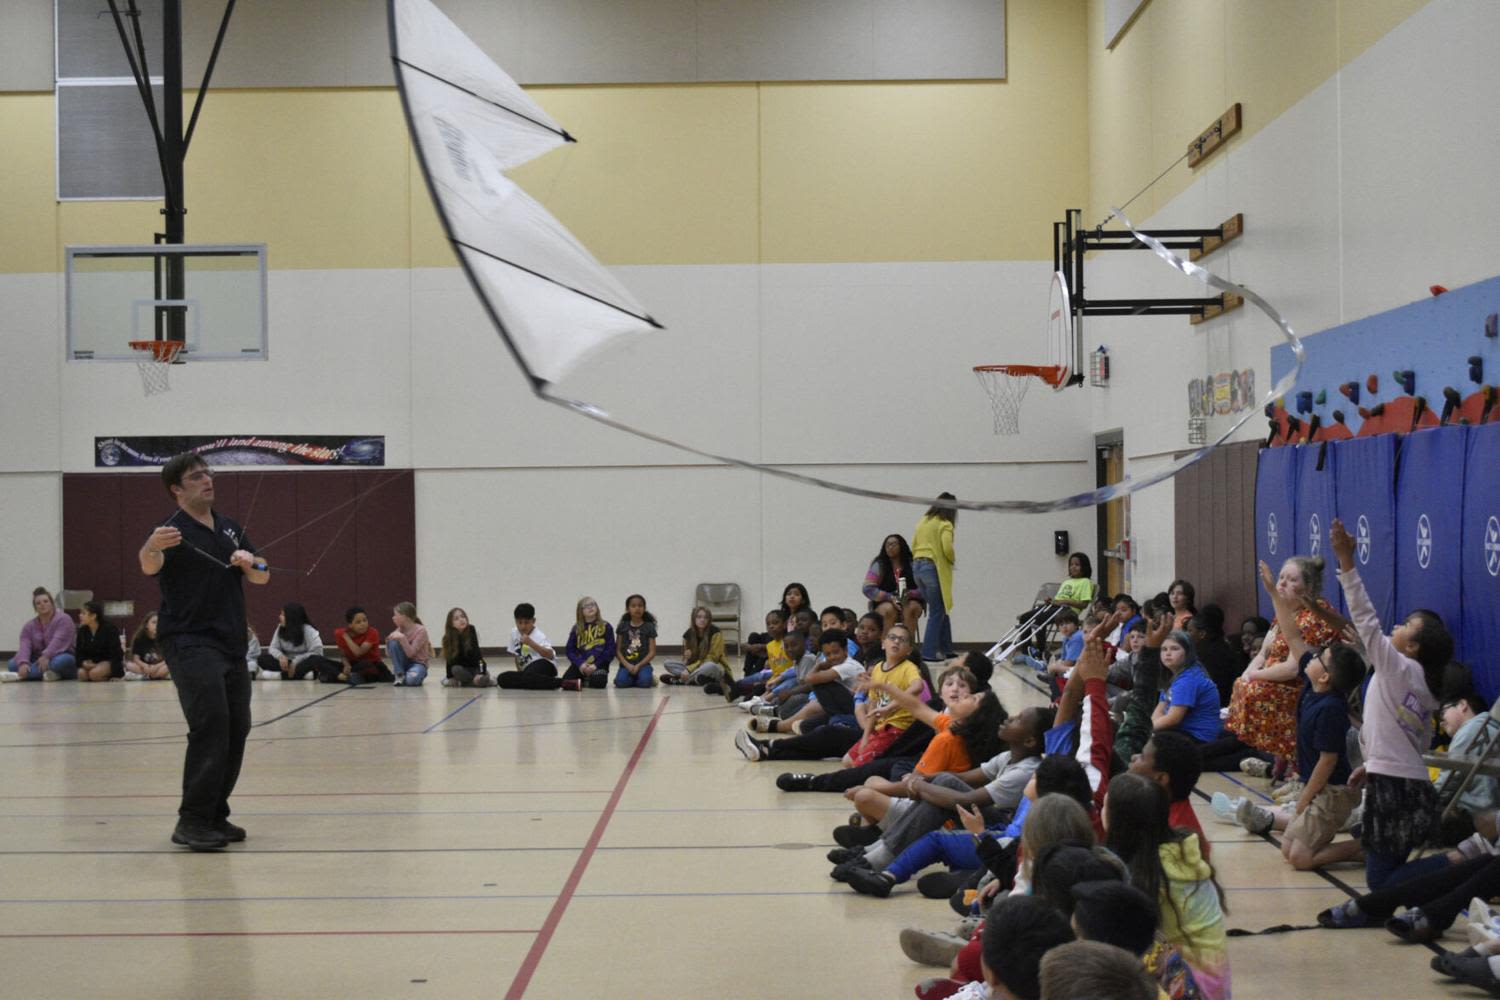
top-left (973, 364), bottom-right (1066, 435)
top-left (128, 340), bottom-right (184, 397)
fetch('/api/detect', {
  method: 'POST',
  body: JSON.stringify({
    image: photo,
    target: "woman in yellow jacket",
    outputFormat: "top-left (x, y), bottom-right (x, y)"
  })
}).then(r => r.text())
top-left (911, 492), bottom-right (958, 661)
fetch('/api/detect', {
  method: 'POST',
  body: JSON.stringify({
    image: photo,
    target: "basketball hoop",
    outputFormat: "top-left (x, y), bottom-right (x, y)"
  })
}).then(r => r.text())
top-left (973, 364), bottom-right (1068, 435)
top-left (127, 339), bottom-right (184, 396)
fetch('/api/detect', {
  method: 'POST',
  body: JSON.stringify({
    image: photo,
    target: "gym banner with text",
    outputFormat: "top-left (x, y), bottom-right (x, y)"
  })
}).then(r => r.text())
top-left (94, 435), bottom-right (385, 468)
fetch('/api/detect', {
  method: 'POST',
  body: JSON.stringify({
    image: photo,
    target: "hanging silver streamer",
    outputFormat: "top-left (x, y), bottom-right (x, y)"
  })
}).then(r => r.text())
top-left (542, 206), bottom-right (1304, 513)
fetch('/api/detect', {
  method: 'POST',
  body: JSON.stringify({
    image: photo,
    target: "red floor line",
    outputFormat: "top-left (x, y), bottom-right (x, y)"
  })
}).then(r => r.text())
top-left (0, 929), bottom-right (539, 939)
top-left (504, 696), bottom-right (670, 1000)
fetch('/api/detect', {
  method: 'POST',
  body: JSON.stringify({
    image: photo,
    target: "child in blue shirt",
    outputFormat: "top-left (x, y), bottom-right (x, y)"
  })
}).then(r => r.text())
top-left (1230, 561), bottom-right (1366, 871)
top-left (1152, 630), bottom-right (1221, 743)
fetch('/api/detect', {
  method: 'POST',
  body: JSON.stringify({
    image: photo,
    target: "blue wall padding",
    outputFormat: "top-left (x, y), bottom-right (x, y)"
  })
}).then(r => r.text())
top-left (1460, 423), bottom-right (1500, 697)
top-left (1293, 443), bottom-right (1342, 609)
top-left (1254, 446), bottom-right (1299, 620)
top-left (1334, 434), bottom-right (1397, 627)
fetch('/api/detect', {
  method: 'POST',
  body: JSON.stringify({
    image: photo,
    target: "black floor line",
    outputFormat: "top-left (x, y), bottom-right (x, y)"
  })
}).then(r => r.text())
top-left (1190, 785), bottom-right (1448, 956)
top-left (252, 685), bottom-right (355, 728)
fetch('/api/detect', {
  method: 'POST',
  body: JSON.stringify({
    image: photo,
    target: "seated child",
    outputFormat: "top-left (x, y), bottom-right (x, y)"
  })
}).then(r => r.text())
top-left (1228, 566), bottom-right (1365, 871)
top-left (1040, 941), bottom-right (1158, 1000)
top-left (831, 705), bottom-right (1051, 871)
top-left (441, 607), bottom-right (492, 688)
top-left (1151, 630), bottom-right (1222, 744)
top-left (336, 606), bottom-right (392, 684)
top-left (562, 597), bottom-right (614, 690)
top-left (726, 609), bottom-right (789, 702)
top-left (127, 611), bottom-right (170, 680)
top-left (614, 594), bottom-right (658, 688)
top-left (497, 603), bottom-right (561, 690)
top-left (661, 606), bottom-right (730, 687)
top-left (387, 602), bottom-right (432, 687)
top-left (1435, 692), bottom-right (1500, 844)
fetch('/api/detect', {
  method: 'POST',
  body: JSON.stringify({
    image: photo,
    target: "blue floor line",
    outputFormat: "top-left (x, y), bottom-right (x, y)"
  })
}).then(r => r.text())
top-left (424, 695), bottom-right (482, 733)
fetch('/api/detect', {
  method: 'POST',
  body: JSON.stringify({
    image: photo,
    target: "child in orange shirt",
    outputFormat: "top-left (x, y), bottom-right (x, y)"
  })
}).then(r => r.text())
top-left (847, 666), bottom-right (1006, 824)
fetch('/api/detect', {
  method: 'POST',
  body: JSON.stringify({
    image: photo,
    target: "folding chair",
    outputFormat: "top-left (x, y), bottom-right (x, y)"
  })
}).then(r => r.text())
top-left (57, 589), bottom-right (93, 612)
top-left (1425, 694), bottom-right (1500, 822)
top-left (984, 583), bottom-right (1063, 665)
top-left (694, 583), bottom-right (742, 656)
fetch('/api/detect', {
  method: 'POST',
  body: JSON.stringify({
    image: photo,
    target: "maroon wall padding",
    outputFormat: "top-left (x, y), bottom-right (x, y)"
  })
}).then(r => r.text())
top-left (1173, 440), bottom-right (1260, 634)
top-left (64, 469), bottom-right (416, 644)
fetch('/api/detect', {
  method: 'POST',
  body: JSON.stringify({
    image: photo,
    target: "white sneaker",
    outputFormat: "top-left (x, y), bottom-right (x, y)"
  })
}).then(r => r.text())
top-left (1210, 791), bottom-right (1245, 824)
top-left (1235, 797), bottom-right (1274, 834)
top-left (1239, 758), bottom-right (1272, 779)
top-left (256, 668), bottom-right (281, 681)
top-left (394, 676), bottom-right (405, 686)
top-left (734, 729), bottom-right (765, 761)
top-left (0, 671), bottom-right (19, 682)
top-left (124, 671), bottom-right (146, 681)
top-left (441, 678), bottom-right (456, 688)
top-left (738, 696), bottom-right (763, 713)
top-left (42, 670), bottom-right (60, 681)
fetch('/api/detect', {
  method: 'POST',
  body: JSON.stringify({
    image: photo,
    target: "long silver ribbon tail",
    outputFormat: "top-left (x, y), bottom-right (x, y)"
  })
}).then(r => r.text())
top-left (542, 206), bottom-right (1303, 513)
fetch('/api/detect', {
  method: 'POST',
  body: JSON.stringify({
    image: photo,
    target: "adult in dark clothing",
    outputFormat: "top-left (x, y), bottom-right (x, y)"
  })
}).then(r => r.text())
top-left (75, 601), bottom-right (124, 682)
top-left (1187, 605), bottom-right (1243, 707)
top-left (140, 453), bottom-right (269, 851)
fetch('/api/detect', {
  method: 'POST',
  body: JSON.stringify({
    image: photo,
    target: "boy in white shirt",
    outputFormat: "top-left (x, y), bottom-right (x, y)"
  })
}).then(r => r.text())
top-left (496, 602), bottom-right (562, 690)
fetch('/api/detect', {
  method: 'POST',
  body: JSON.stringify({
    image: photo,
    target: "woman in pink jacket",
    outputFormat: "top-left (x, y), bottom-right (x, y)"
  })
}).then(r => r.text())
top-left (2, 587), bottom-right (78, 681)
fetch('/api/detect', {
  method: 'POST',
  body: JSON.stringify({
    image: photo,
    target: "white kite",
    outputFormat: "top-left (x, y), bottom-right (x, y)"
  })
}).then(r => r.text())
top-left (388, 0), bottom-right (1305, 513)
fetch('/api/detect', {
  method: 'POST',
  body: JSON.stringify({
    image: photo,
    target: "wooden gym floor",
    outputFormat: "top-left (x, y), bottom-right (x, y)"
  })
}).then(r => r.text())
top-left (0, 662), bottom-right (1475, 999)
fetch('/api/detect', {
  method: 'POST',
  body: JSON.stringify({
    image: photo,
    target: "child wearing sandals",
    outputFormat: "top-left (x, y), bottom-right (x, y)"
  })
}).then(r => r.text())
top-left (614, 594), bottom-right (657, 688)
top-left (661, 606), bottom-right (729, 687)
top-left (563, 597), bottom-right (614, 690)
top-left (1321, 516), bottom-right (1455, 897)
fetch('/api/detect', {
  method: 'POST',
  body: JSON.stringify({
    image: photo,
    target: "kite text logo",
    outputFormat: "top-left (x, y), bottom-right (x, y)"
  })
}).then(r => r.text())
top-left (1267, 513), bottom-right (1278, 555)
top-left (1486, 516), bottom-right (1500, 578)
top-left (1356, 515), bottom-right (1372, 566)
top-left (1417, 515), bottom-right (1433, 570)
top-left (1308, 514), bottom-right (1322, 556)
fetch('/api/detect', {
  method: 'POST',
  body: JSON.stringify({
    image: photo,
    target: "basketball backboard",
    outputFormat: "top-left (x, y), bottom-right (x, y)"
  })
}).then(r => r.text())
top-left (66, 244), bottom-right (267, 361)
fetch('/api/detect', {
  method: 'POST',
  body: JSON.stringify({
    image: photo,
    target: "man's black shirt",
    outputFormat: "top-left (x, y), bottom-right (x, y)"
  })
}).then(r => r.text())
top-left (156, 509), bottom-right (254, 658)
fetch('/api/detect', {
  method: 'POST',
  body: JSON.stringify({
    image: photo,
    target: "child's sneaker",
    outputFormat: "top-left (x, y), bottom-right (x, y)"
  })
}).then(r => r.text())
top-left (733, 729), bottom-right (766, 761)
top-left (1272, 779), bottom-right (1305, 803)
top-left (1239, 757), bottom-right (1272, 779)
top-left (441, 678), bottom-right (457, 688)
top-left (738, 696), bottom-right (762, 713)
top-left (394, 676), bottom-right (405, 686)
top-left (1235, 797), bottom-right (1274, 834)
top-left (0, 671), bottom-right (19, 682)
top-left (898, 927), bottom-right (969, 968)
top-left (560, 678), bottom-right (581, 691)
top-left (1210, 791), bottom-right (1244, 824)
top-left (776, 772), bottom-right (814, 791)
top-left (125, 671), bottom-right (147, 681)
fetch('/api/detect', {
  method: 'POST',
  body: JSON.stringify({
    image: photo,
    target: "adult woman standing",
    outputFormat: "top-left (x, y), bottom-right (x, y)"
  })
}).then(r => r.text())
top-left (1224, 555), bottom-right (1340, 776)
top-left (912, 493), bottom-right (958, 662)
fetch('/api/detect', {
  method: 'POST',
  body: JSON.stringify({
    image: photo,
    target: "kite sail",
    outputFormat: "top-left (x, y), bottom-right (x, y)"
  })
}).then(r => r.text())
top-left (389, 0), bottom-right (1304, 513)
